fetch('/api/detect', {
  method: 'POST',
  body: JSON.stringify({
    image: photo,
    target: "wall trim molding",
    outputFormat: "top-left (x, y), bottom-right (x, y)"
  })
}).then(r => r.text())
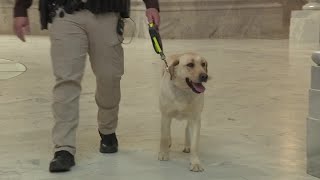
top-left (132, 0), bottom-right (282, 11)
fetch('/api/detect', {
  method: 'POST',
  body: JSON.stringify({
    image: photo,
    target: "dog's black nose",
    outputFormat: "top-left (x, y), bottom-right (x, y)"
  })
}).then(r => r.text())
top-left (199, 73), bottom-right (208, 82)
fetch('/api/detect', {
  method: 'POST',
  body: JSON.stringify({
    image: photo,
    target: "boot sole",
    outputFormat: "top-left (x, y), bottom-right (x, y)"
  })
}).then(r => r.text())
top-left (100, 145), bottom-right (118, 153)
top-left (49, 160), bottom-right (75, 172)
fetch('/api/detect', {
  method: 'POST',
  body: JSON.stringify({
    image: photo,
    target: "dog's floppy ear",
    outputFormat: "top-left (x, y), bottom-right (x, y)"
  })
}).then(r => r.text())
top-left (168, 55), bottom-right (180, 80)
top-left (203, 57), bottom-right (208, 73)
top-left (203, 57), bottom-right (210, 80)
top-left (205, 62), bottom-right (208, 73)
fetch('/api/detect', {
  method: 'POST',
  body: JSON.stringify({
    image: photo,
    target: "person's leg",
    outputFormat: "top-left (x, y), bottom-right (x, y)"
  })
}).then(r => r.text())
top-left (49, 9), bottom-right (88, 172)
top-left (86, 11), bottom-right (124, 153)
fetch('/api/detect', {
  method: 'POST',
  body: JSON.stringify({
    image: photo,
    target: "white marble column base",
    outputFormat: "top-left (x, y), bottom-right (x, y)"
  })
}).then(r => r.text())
top-left (309, 88), bottom-right (320, 119)
top-left (289, 10), bottom-right (320, 50)
top-left (307, 117), bottom-right (320, 178)
top-left (307, 59), bottom-right (320, 178)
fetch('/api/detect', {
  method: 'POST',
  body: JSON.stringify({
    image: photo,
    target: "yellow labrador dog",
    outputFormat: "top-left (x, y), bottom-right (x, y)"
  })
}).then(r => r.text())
top-left (158, 52), bottom-right (208, 172)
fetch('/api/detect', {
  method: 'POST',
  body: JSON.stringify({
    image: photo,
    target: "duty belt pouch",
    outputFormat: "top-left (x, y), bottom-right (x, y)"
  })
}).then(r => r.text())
top-left (39, 0), bottom-right (49, 30)
top-left (39, 0), bottom-right (58, 30)
top-left (120, 0), bottom-right (130, 18)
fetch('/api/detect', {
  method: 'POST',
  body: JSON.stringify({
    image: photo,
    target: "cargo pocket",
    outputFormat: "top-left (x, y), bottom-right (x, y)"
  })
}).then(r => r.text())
top-left (111, 43), bottom-right (124, 79)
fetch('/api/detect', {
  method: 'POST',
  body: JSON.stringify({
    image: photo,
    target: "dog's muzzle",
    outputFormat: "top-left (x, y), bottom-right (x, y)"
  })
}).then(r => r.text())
top-left (199, 73), bottom-right (208, 83)
top-left (186, 80), bottom-right (204, 94)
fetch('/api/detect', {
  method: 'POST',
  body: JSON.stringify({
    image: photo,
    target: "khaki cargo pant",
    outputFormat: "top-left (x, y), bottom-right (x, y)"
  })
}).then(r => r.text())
top-left (49, 8), bottom-right (124, 155)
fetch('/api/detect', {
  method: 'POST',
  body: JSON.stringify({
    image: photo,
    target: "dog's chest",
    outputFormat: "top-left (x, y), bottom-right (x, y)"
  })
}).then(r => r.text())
top-left (172, 96), bottom-right (194, 111)
top-left (172, 110), bottom-right (193, 120)
top-left (171, 103), bottom-right (198, 120)
top-left (170, 94), bottom-right (203, 119)
top-left (160, 80), bottom-right (204, 119)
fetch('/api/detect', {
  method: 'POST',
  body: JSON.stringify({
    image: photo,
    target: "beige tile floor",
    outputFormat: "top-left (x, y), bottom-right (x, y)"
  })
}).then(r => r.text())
top-left (0, 35), bottom-right (318, 179)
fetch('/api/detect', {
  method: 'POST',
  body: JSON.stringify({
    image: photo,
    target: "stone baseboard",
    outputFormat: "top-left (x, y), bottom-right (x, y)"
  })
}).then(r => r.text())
top-left (1, 0), bottom-right (287, 39)
top-left (127, 0), bottom-right (287, 39)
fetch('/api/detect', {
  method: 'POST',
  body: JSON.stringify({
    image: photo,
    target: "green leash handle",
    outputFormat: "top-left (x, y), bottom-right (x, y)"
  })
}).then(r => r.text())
top-left (148, 23), bottom-right (164, 57)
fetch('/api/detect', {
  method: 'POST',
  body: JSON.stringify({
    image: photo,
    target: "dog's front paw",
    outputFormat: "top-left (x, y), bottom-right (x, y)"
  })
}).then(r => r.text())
top-left (158, 152), bottom-right (169, 161)
top-left (190, 163), bottom-right (204, 172)
top-left (183, 147), bottom-right (190, 153)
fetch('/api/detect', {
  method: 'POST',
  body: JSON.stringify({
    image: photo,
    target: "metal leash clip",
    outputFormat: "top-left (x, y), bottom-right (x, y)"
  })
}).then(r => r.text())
top-left (148, 23), bottom-right (168, 69)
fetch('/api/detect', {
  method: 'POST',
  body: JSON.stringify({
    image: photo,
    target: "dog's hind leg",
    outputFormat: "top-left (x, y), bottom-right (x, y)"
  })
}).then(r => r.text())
top-left (158, 113), bottom-right (172, 161)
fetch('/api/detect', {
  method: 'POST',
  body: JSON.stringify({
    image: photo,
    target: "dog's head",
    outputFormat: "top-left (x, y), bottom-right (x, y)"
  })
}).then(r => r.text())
top-left (168, 52), bottom-right (209, 94)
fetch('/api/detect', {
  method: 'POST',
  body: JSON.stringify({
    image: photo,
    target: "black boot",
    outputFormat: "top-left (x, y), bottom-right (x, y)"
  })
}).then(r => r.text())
top-left (49, 150), bottom-right (75, 172)
top-left (99, 131), bottom-right (118, 153)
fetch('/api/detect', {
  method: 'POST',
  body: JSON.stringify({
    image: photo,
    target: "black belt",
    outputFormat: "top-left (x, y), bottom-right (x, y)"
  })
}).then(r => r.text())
top-left (56, 0), bottom-right (130, 16)
top-left (60, 0), bottom-right (85, 14)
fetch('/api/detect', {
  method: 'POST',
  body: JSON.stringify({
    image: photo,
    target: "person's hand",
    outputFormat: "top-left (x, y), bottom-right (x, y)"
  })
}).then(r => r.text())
top-left (13, 17), bottom-right (30, 42)
top-left (146, 8), bottom-right (160, 28)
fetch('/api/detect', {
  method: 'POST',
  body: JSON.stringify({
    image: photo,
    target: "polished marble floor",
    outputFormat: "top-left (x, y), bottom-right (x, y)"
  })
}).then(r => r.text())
top-left (0, 35), bottom-right (317, 179)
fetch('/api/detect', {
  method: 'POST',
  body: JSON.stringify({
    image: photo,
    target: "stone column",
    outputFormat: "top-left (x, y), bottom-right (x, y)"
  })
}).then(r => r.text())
top-left (303, 0), bottom-right (320, 10)
top-left (307, 52), bottom-right (320, 178)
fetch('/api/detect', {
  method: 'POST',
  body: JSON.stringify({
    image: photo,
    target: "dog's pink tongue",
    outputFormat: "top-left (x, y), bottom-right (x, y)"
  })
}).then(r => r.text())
top-left (193, 83), bottom-right (205, 93)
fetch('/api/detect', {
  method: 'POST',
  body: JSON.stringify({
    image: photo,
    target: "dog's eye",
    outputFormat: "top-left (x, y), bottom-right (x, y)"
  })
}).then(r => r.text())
top-left (187, 63), bottom-right (194, 68)
top-left (201, 62), bottom-right (206, 67)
